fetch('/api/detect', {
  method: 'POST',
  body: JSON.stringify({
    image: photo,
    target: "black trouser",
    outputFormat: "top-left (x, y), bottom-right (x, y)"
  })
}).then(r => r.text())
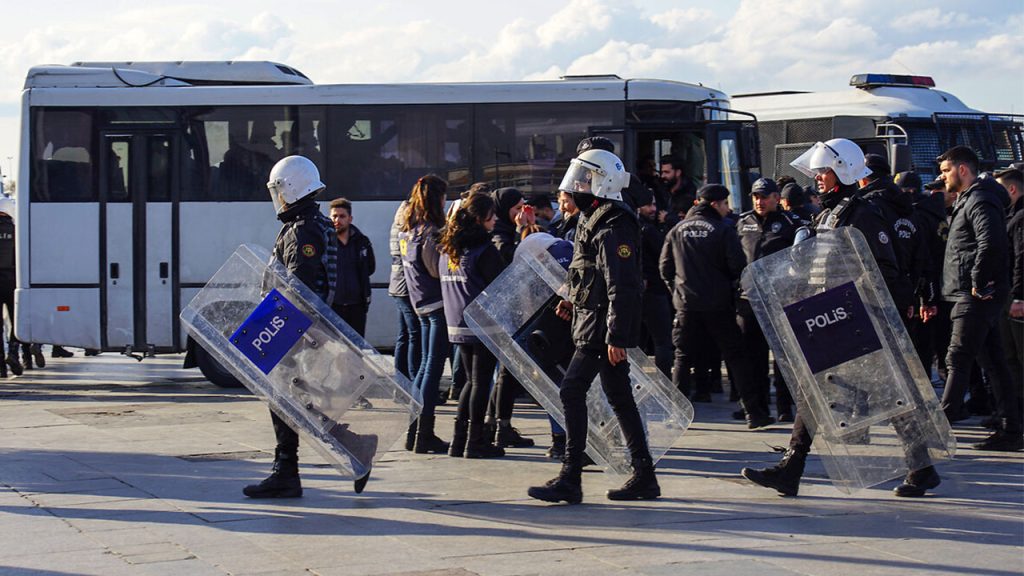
top-left (941, 295), bottom-right (1020, 431)
top-left (457, 343), bottom-right (498, 423)
top-left (332, 303), bottom-right (368, 338)
top-left (641, 291), bottom-right (674, 378)
top-left (561, 347), bottom-right (651, 464)
top-left (672, 309), bottom-right (768, 419)
top-left (490, 366), bottom-right (522, 421)
top-left (737, 308), bottom-right (793, 416)
top-left (0, 275), bottom-right (17, 360)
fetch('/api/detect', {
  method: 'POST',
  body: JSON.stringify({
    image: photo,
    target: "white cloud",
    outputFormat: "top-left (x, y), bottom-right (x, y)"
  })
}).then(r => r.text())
top-left (649, 8), bottom-right (715, 33)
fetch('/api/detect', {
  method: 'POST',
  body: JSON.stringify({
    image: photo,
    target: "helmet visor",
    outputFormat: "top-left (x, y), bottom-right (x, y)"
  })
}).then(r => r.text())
top-left (558, 159), bottom-right (601, 194)
top-left (790, 142), bottom-right (838, 180)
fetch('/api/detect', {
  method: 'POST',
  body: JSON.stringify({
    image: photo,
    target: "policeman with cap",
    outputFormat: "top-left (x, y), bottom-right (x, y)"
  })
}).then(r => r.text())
top-left (527, 148), bottom-right (659, 504)
top-left (660, 183), bottom-right (774, 428)
top-left (780, 182), bottom-right (815, 226)
top-left (735, 178), bottom-right (798, 421)
top-left (244, 155), bottom-right (338, 499)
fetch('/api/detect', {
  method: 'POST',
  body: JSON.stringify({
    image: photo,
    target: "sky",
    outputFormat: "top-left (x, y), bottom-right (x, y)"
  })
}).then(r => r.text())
top-left (1, 0), bottom-right (1021, 185)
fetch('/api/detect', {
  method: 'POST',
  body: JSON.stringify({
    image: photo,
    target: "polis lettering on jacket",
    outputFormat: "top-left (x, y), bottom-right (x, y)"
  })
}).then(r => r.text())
top-left (252, 315), bottom-right (287, 352)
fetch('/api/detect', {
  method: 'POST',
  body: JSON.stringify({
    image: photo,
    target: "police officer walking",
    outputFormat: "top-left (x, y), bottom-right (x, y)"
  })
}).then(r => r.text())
top-left (528, 149), bottom-right (659, 504)
top-left (659, 184), bottom-right (774, 428)
top-left (742, 138), bottom-right (940, 497)
top-left (735, 178), bottom-right (798, 422)
top-left (244, 156), bottom-right (337, 499)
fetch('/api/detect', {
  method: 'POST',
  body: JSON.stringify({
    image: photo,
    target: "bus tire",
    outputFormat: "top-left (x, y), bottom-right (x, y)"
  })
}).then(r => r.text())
top-left (195, 345), bottom-right (244, 388)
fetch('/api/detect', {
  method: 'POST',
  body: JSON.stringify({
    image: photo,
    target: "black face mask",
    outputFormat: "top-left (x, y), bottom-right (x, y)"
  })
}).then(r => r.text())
top-left (571, 191), bottom-right (598, 214)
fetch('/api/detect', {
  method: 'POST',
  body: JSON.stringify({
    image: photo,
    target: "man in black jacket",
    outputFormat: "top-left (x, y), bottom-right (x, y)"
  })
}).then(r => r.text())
top-left (329, 198), bottom-right (375, 336)
top-left (994, 167), bottom-right (1023, 415)
top-left (528, 148), bottom-right (659, 504)
top-left (660, 184), bottom-right (773, 428)
top-left (939, 146), bottom-right (1020, 452)
top-left (736, 178), bottom-right (798, 422)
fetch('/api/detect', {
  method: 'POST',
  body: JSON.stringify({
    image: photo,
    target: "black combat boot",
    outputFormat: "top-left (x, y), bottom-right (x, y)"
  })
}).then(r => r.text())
top-left (464, 420), bottom-right (504, 458)
top-left (893, 465), bottom-right (941, 497)
top-left (607, 457), bottom-right (661, 501)
top-left (527, 460), bottom-right (583, 504)
top-left (495, 422), bottom-right (535, 448)
top-left (546, 433), bottom-right (566, 459)
top-left (6, 343), bottom-right (22, 376)
top-left (448, 418), bottom-right (468, 457)
top-left (327, 423), bottom-right (378, 494)
top-left (243, 449), bottom-right (302, 498)
top-left (740, 448), bottom-right (807, 496)
top-left (31, 345), bottom-right (45, 368)
top-left (972, 424), bottom-right (1024, 452)
top-left (404, 419), bottom-right (417, 451)
top-left (414, 414), bottom-right (450, 454)
top-left (51, 345), bottom-right (74, 358)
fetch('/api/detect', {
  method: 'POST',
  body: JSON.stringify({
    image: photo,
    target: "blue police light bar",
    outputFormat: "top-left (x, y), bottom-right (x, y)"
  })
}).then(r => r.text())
top-left (850, 74), bottom-right (936, 88)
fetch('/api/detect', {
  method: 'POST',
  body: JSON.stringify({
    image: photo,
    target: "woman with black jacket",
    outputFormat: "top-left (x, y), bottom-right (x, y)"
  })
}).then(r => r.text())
top-left (439, 193), bottom-right (506, 458)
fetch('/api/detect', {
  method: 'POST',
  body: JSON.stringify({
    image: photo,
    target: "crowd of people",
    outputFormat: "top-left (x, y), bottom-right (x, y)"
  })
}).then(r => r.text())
top-left (244, 136), bottom-right (1023, 503)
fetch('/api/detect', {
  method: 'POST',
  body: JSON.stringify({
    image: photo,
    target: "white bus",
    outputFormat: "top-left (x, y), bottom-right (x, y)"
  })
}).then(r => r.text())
top-left (735, 73), bottom-right (1023, 184)
top-left (17, 61), bottom-right (760, 384)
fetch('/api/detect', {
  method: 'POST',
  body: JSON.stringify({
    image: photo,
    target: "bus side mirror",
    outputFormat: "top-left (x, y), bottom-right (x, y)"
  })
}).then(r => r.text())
top-left (740, 125), bottom-right (760, 169)
top-left (891, 143), bottom-right (912, 175)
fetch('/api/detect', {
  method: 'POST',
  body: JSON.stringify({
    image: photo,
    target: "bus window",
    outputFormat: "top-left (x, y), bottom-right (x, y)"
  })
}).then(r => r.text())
top-left (325, 105), bottom-right (472, 201)
top-left (475, 102), bottom-right (619, 194)
top-left (181, 106), bottom-right (323, 202)
top-left (30, 109), bottom-right (96, 202)
top-left (718, 133), bottom-right (741, 211)
top-left (107, 140), bottom-right (130, 202)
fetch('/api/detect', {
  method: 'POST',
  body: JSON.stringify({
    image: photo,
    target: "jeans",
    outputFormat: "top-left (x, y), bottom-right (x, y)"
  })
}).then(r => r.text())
top-left (393, 296), bottom-right (421, 380)
top-left (412, 309), bottom-right (449, 419)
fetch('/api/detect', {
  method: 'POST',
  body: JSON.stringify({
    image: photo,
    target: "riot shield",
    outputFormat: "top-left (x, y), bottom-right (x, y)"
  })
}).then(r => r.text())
top-left (742, 227), bottom-right (955, 493)
top-left (180, 244), bottom-right (420, 491)
top-left (464, 243), bottom-right (693, 476)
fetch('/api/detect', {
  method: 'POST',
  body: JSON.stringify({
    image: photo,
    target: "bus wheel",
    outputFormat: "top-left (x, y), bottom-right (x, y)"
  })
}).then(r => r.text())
top-left (195, 346), bottom-right (244, 388)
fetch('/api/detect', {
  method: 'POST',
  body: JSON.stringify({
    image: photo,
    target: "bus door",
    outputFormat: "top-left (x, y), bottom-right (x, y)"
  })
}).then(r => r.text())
top-left (633, 127), bottom-right (707, 212)
top-left (705, 122), bottom-right (759, 213)
top-left (99, 130), bottom-right (178, 354)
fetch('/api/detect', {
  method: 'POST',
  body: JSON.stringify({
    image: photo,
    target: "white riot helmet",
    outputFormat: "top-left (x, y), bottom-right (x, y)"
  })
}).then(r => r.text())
top-left (267, 155), bottom-right (325, 214)
top-left (558, 149), bottom-right (630, 202)
top-left (790, 138), bottom-right (871, 186)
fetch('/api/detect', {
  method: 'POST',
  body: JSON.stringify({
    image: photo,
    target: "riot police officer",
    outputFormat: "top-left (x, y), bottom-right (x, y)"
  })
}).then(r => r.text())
top-left (244, 156), bottom-right (337, 499)
top-left (741, 138), bottom-right (940, 498)
top-left (736, 178), bottom-right (798, 422)
top-left (528, 149), bottom-right (659, 504)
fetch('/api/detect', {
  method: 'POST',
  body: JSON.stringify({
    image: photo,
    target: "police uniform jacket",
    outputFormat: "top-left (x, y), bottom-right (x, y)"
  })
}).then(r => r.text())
top-left (400, 222), bottom-right (444, 315)
top-left (942, 176), bottom-right (1011, 302)
top-left (814, 183), bottom-right (901, 298)
top-left (440, 242), bottom-right (504, 344)
top-left (736, 208), bottom-right (798, 265)
top-left (659, 202), bottom-right (746, 312)
top-left (568, 200), bottom-right (643, 350)
top-left (272, 197), bottom-right (337, 304)
top-left (859, 177), bottom-right (922, 310)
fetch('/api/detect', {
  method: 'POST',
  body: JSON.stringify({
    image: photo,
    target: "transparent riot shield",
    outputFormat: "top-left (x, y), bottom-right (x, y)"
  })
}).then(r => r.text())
top-left (180, 244), bottom-right (420, 491)
top-left (464, 244), bottom-right (693, 476)
top-left (742, 227), bottom-right (955, 493)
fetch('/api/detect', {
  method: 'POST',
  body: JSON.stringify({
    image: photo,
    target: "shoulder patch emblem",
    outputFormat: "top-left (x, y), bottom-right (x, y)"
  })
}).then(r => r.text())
top-left (770, 221), bottom-right (783, 233)
top-left (617, 244), bottom-right (632, 258)
top-left (878, 231), bottom-right (889, 245)
top-left (302, 244), bottom-right (316, 257)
